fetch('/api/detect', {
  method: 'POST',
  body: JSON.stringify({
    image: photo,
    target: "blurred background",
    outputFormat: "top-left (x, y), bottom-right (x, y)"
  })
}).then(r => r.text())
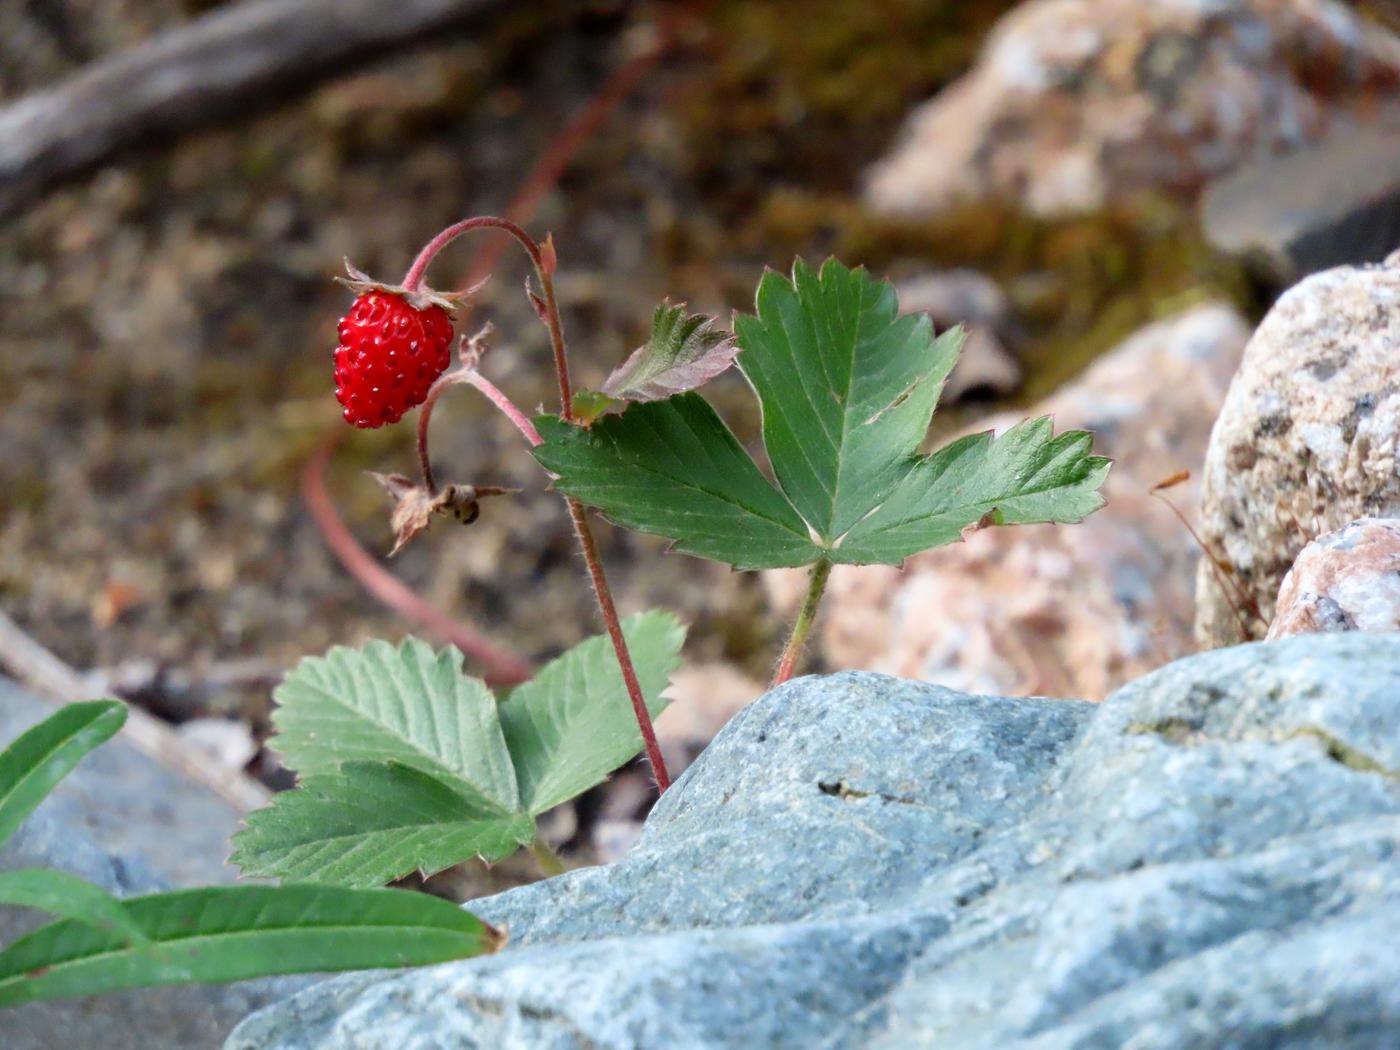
top-left (3, 0), bottom-right (1400, 886)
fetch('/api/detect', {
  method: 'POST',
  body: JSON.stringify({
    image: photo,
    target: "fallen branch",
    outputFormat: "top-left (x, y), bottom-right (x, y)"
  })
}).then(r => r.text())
top-left (0, 0), bottom-right (518, 217)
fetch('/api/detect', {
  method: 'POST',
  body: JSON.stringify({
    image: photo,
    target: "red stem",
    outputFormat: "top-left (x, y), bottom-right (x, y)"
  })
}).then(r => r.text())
top-left (567, 498), bottom-right (671, 792)
top-left (416, 370), bottom-right (542, 494)
top-left (405, 217), bottom-right (671, 792)
top-left (403, 216), bottom-right (542, 292)
top-left (300, 436), bottom-right (532, 686)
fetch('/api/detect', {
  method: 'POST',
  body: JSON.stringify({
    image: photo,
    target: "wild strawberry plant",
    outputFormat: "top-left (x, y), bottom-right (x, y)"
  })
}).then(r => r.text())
top-left (0, 221), bottom-right (1107, 1008)
top-left (228, 221), bottom-right (1107, 897)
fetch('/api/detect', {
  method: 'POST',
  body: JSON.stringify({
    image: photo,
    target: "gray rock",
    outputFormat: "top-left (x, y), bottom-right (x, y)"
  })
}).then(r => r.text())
top-left (1268, 517), bottom-right (1400, 638)
top-left (0, 679), bottom-right (300, 1050)
top-left (228, 634), bottom-right (1400, 1050)
top-left (1203, 109), bottom-right (1400, 284)
top-left (1195, 256), bottom-right (1400, 648)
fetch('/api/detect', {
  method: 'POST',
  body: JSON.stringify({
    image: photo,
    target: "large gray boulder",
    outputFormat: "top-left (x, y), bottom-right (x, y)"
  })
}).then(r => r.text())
top-left (0, 680), bottom-right (299, 1050)
top-left (228, 634), bottom-right (1400, 1049)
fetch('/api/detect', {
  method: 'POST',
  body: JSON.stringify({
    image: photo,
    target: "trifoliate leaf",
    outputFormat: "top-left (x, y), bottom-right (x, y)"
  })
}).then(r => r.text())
top-left (534, 258), bottom-right (1109, 569)
top-left (501, 611), bottom-right (684, 814)
top-left (241, 616), bottom-right (686, 888)
top-left (231, 762), bottom-right (535, 888)
top-left (270, 638), bottom-right (520, 816)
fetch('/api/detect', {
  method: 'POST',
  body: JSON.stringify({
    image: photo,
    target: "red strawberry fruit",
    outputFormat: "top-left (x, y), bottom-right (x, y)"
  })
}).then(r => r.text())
top-left (332, 263), bottom-right (466, 429)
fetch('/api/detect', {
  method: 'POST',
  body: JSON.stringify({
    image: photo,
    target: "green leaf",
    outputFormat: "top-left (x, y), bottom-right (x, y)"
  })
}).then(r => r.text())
top-left (734, 258), bottom-right (962, 541)
top-left (535, 257), bottom-right (1109, 570)
top-left (501, 611), bottom-right (685, 814)
top-left (0, 884), bottom-right (503, 1009)
top-left (245, 617), bottom-right (686, 888)
top-left (0, 701), bottom-right (126, 848)
top-left (601, 303), bottom-right (738, 403)
top-left (270, 639), bottom-right (519, 816)
top-left (834, 418), bottom-right (1110, 564)
top-left (534, 396), bottom-right (820, 570)
top-left (231, 762), bottom-right (535, 888)
top-left (0, 870), bottom-right (147, 944)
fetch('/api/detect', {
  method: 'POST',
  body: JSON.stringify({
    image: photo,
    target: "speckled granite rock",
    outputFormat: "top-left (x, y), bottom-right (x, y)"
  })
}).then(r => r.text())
top-left (1269, 517), bottom-right (1400, 638)
top-left (0, 680), bottom-right (300, 1050)
top-left (1196, 256), bottom-right (1400, 648)
top-left (866, 0), bottom-right (1400, 218)
top-left (228, 633), bottom-right (1400, 1049)
top-left (767, 302), bottom-right (1249, 700)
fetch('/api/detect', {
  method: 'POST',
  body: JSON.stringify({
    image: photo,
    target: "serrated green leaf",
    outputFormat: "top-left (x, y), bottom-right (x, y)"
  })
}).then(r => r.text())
top-left (599, 303), bottom-right (738, 403)
top-left (270, 639), bottom-right (519, 815)
top-left (533, 395), bottom-right (821, 570)
top-left (501, 611), bottom-right (685, 814)
top-left (734, 258), bottom-right (963, 541)
top-left (231, 762), bottom-right (535, 888)
top-left (0, 870), bottom-right (147, 944)
top-left (0, 701), bottom-right (126, 849)
top-left (834, 418), bottom-right (1111, 564)
top-left (536, 257), bottom-right (1108, 570)
top-left (0, 884), bottom-right (502, 1008)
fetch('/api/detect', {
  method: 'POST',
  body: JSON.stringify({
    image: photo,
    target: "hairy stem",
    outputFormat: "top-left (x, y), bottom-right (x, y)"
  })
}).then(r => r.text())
top-left (538, 269), bottom-right (574, 414)
top-left (403, 214), bottom-right (671, 792)
top-left (534, 250), bottom-right (668, 792)
top-left (567, 498), bottom-right (671, 792)
top-left (772, 559), bottom-right (833, 687)
top-left (537, 267), bottom-right (669, 795)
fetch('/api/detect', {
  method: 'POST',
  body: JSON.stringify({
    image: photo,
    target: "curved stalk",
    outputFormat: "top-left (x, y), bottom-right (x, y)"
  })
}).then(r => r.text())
top-left (405, 218), bottom-right (671, 793)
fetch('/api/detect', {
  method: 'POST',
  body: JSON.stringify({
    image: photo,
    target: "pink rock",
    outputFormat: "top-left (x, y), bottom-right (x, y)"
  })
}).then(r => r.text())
top-left (766, 303), bottom-right (1250, 700)
top-left (866, 0), bottom-right (1400, 218)
top-left (1267, 518), bottom-right (1400, 638)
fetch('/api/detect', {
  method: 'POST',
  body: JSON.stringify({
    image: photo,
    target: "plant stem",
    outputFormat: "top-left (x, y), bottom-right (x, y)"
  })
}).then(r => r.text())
top-left (416, 370), bottom-right (543, 494)
top-left (401, 216), bottom-right (541, 293)
top-left (533, 259), bottom-right (670, 794)
top-left (402, 214), bottom-right (671, 793)
top-left (566, 497), bottom-right (671, 792)
top-left (530, 836), bottom-right (565, 878)
top-left (537, 269), bottom-right (574, 413)
top-left (772, 559), bottom-right (833, 688)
